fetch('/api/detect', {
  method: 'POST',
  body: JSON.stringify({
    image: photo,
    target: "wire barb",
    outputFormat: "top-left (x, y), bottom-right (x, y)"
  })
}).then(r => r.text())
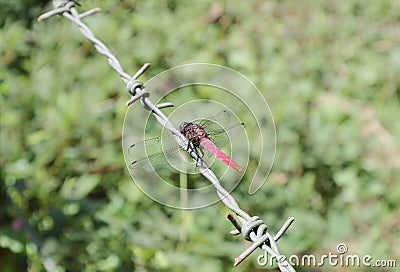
top-left (38, 0), bottom-right (81, 21)
top-left (229, 215), bottom-right (295, 268)
top-left (38, 2), bottom-right (296, 271)
top-left (227, 213), bottom-right (241, 235)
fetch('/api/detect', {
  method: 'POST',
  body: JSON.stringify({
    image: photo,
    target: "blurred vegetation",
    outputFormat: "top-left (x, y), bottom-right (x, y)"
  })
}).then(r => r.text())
top-left (1, 0), bottom-right (399, 271)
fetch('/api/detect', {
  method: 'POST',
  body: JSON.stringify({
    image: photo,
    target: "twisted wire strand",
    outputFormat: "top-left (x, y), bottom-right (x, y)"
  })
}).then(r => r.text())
top-left (38, 1), bottom-right (295, 270)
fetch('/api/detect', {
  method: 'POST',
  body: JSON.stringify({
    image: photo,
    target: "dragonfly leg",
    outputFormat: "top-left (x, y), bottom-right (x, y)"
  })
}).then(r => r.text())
top-left (185, 141), bottom-right (191, 152)
top-left (195, 146), bottom-right (206, 168)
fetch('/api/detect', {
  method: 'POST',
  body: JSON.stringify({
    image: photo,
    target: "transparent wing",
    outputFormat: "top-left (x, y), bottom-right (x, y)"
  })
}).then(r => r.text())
top-left (207, 122), bottom-right (245, 148)
top-left (198, 110), bottom-right (245, 148)
top-left (127, 110), bottom-right (244, 169)
top-left (199, 110), bottom-right (233, 129)
top-left (128, 133), bottom-right (183, 170)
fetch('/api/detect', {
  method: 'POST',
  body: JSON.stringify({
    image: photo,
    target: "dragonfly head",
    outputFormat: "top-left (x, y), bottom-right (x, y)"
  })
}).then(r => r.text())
top-left (179, 122), bottom-right (191, 134)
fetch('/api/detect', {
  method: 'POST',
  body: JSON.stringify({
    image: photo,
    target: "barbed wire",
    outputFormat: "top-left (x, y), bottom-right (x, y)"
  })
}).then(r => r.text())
top-left (38, 1), bottom-right (296, 270)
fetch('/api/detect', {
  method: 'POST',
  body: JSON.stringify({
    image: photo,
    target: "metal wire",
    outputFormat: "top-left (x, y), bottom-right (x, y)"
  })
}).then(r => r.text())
top-left (38, 1), bottom-right (296, 270)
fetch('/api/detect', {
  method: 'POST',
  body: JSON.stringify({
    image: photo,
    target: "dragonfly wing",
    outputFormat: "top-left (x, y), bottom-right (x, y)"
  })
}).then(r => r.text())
top-left (206, 122), bottom-right (245, 148)
top-left (128, 110), bottom-right (244, 171)
top-left (128, 133), bottom-right (181, 170)
top-left (195, 110), bottom-right (245, 148)
top-left (199, 110), bottom-right (233, 129)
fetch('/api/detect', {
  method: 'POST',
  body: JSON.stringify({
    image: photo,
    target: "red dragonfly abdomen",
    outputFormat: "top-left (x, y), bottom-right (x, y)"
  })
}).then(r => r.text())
top-left (200, 138), bottom-right (242, 171)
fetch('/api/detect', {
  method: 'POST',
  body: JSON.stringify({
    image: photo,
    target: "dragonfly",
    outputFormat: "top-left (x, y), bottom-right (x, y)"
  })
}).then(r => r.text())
top-left (128, 110), bottom-right (244, 172)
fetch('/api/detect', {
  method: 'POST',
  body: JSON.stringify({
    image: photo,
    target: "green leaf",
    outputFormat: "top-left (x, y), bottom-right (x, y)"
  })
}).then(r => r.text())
top-left (60, 175), bottom-right (100, 200)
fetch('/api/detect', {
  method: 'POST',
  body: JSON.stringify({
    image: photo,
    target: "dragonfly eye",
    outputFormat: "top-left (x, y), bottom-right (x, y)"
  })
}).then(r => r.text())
top-left (179, 122), bottom-right (190, 134)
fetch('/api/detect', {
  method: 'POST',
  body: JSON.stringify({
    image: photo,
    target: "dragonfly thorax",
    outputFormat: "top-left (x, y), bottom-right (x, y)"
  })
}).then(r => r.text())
top-left (179, 122), bottom-right (208, 147)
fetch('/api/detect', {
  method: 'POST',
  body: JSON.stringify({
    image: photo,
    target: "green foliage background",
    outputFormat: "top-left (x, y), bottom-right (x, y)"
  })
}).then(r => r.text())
top-left (1, 0), bottom-right (399, 271)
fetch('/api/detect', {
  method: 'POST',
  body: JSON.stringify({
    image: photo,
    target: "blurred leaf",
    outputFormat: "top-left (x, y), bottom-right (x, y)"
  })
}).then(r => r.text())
top-left (0, 234), bottom-right (24, 253)
top-left (60, 175), bottom-right (100, 200)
